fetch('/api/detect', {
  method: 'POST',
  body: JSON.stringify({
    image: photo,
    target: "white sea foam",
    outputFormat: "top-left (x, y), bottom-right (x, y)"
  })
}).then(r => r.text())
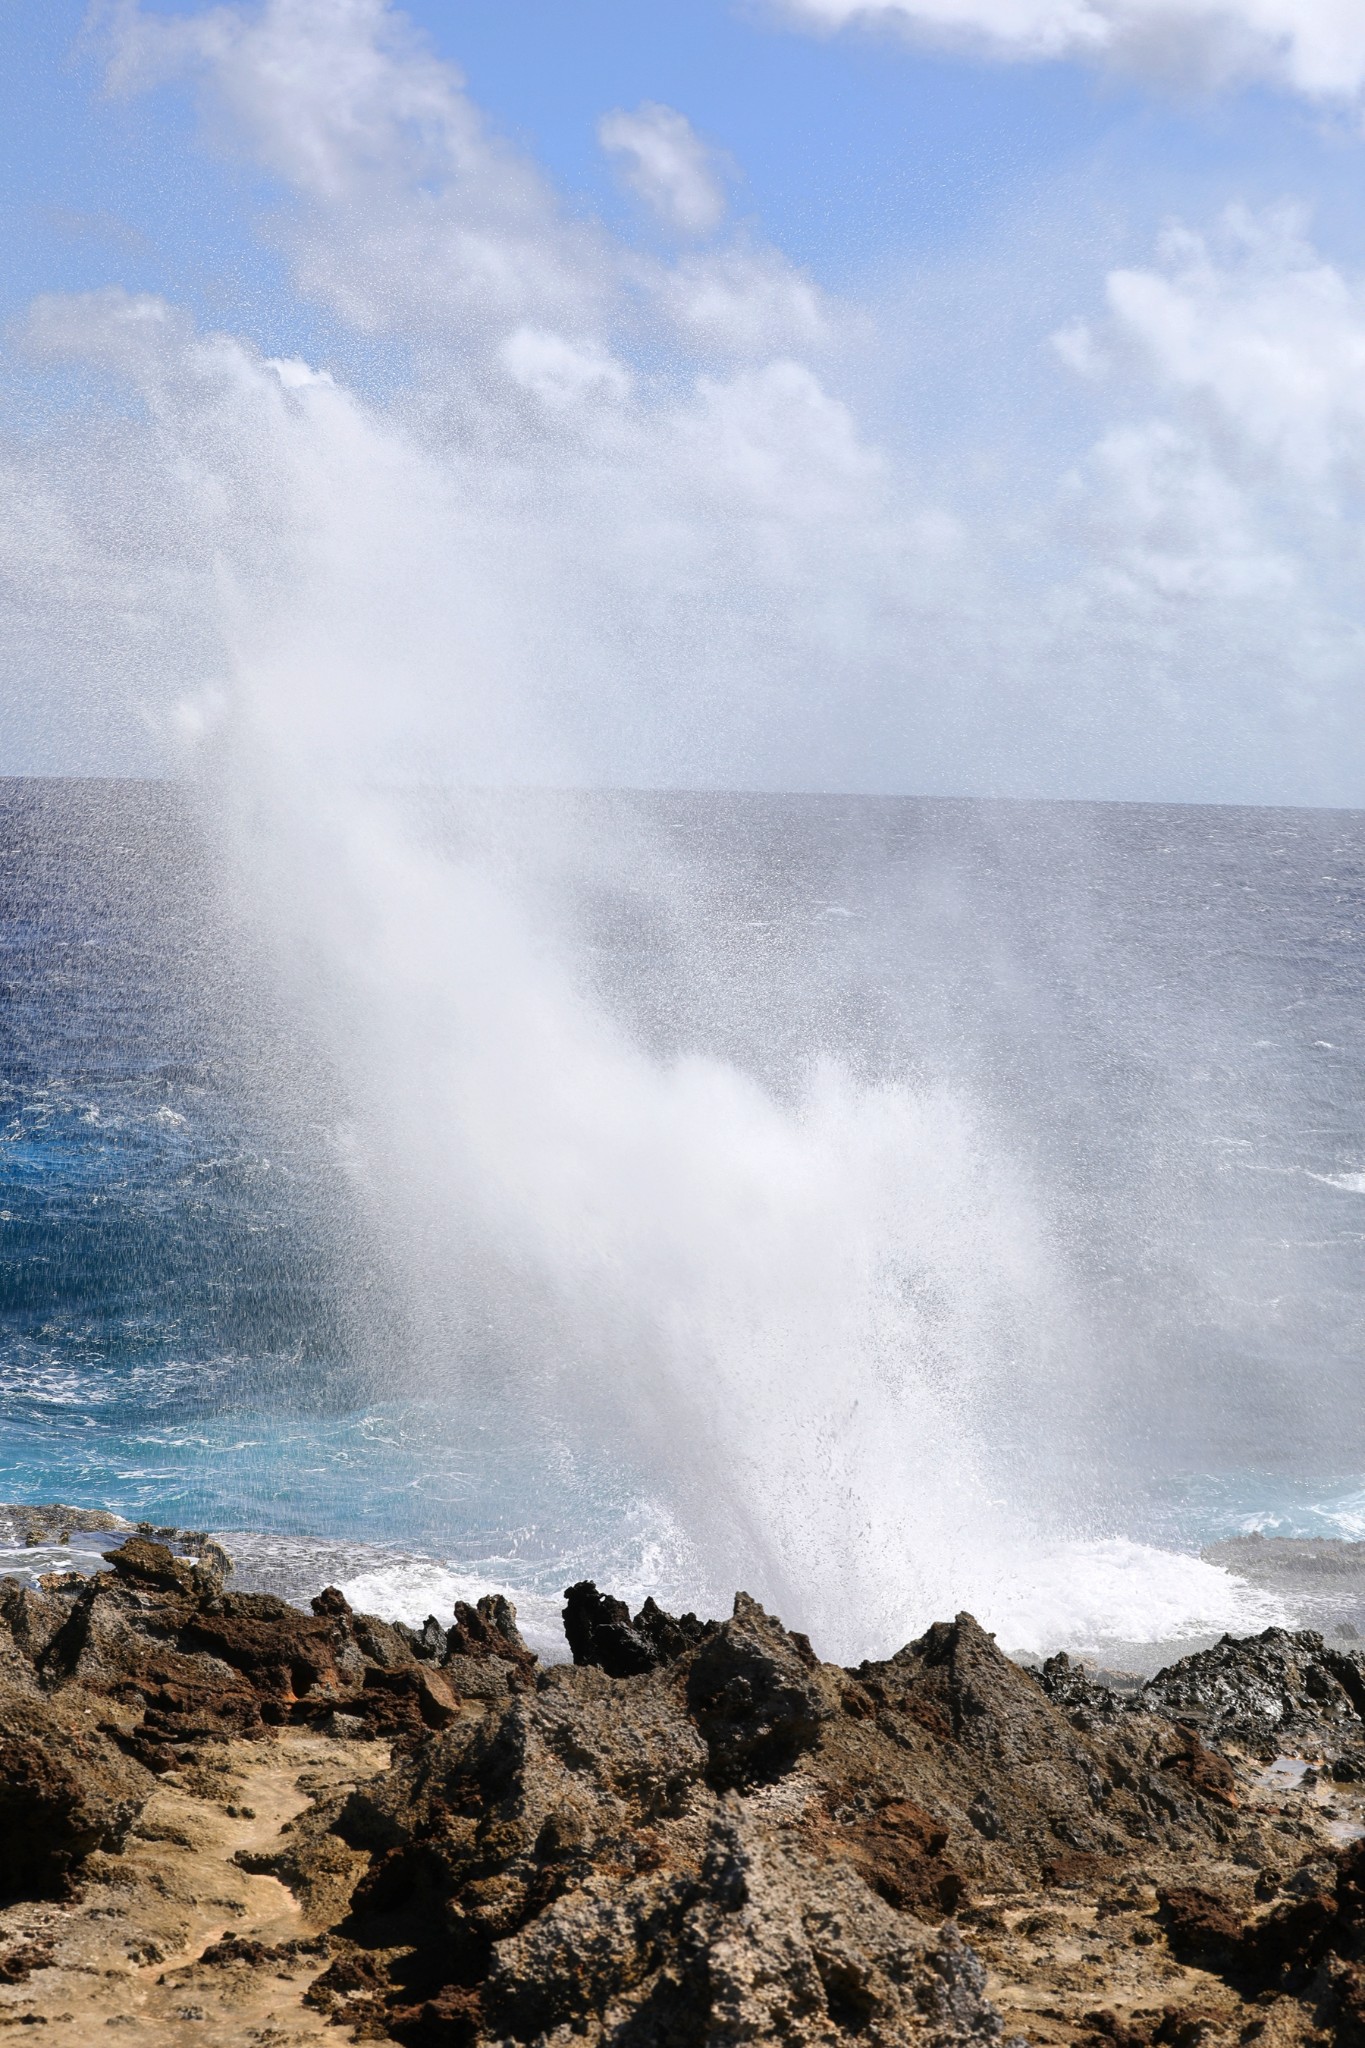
top-left (1307, 1171), bottom-right (1365, 1193)
top-left (1304, 1487), bottom-right (1365, 1539)
top-left (334, 1536), bottom-right (1280, 1670)
top-left (336, 1564), bottom-right (570, 1664)
top-left (968, 1539), bottom-right (1287, 1660)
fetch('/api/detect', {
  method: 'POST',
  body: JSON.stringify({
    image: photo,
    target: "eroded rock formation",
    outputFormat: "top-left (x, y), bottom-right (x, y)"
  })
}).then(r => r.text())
top-left (2, 1526), bottom-right (1365, 2046)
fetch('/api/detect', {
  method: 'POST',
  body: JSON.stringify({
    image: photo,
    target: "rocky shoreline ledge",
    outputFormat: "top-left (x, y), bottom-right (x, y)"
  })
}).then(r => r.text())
top-left (4, 1515), bottom-right (1365, 2045)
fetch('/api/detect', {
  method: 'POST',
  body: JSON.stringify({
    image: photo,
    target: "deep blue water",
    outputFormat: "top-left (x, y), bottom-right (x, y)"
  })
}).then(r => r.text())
top-left (3, 778), bottom-right (1365, 1597)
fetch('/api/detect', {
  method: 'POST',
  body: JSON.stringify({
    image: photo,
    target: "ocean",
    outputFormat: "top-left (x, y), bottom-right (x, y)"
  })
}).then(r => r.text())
top-left (3, 777), bottom-right (1365, 1660)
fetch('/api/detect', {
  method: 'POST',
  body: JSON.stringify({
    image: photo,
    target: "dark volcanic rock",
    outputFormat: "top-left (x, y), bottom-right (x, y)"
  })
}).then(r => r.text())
top-left (1143, 1628), bottom-right (1365, 1757)
top-left (0, 1524), bottom-right (554, 1901)
top-left (1034, 1650), bottom-right (1136, 1727)
top-left (563, 1580), bottom-right (715, 1679)
top-left (841, 1609), bottom-right (1265, 1893)
top-left (562, 1580), bottom-right (662, 1676)
top-left (445, 1593), bottom-right (538, 1680)
top-left (9, 1534), bottom-right (1365, 2048)
top-left (248, 1594), bottom-right (1310, 2044)
top-left (687, 1590), bottom-right (835, 1787)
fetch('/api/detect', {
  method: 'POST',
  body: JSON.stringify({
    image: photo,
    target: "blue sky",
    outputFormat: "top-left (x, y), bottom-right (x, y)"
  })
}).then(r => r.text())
top-left (8, 4), bottom-right (1364, 336)
top-left (3, 0), bottom-right (1365, 798)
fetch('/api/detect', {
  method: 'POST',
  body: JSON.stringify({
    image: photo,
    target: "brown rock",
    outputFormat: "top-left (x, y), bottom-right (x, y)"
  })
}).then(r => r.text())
top-left (0, 1711), bottom-right (150, 1899)
top-left (105, 1537), bottom-right (197, 1598)
top-left (685, 1590), bottom-right (836, 1788)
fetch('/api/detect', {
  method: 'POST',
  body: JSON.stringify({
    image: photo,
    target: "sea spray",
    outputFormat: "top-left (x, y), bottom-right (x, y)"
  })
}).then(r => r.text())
top-left (210, 751), bottom-right (1055, 1658)
top-left (3, 0), bottom-right (1336, 1662)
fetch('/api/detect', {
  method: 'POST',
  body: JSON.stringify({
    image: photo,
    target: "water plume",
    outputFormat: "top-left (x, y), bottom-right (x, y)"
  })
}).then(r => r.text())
top-left (7, 0), bottom-right (1339, 1661)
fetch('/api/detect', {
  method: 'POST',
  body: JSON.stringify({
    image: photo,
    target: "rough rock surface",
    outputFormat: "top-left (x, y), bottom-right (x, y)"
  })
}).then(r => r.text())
top-left (1037, 1628), bottom-right (1365, 1769)
top-left (5, 1523), bottom-right (1365, 2047)
top-left (1142, 1629), bottom-right (1365, 1762)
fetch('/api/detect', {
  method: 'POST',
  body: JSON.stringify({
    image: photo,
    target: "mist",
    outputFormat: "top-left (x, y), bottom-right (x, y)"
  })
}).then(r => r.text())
top-left (2, 0), bottom-right (1363, 1658)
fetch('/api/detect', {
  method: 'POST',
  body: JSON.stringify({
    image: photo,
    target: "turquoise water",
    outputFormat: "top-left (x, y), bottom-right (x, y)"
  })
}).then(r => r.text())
top-left (4, 778), bottom-right (1365, 1615)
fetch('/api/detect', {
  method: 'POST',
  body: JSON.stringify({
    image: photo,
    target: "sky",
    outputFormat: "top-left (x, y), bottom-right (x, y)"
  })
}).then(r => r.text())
top-left (4, 0), bottom-right (1365, 800)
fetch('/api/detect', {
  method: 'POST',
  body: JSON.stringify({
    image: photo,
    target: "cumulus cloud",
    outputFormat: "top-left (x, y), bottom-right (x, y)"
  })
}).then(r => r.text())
top-left (52, 0), bottom-right (936, 789)
top-left (598, 102), bottom-right (727, 236)
top-left (0, 0), bottom-right (1348, 804)
top-left (1038, 203), bottom-right (1365, 798)
top-left (776, 0), bottom-right (1365, 103)
top-left (1095, 208), bottom-right (1365, 493)
top-left (1051, 204), bottom-right (1365, 614)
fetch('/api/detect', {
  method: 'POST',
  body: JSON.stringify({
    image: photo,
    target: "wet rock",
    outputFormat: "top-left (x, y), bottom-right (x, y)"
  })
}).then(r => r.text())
top-left (1035, 1651), bottom-right (1136, 1727)
top-left (1143, 1629), bottom-right (1365, 1757)
top-left (0, 1503), bottom-right (133, 1544)
top-left (633, 1593), bottom-right (716, 1664)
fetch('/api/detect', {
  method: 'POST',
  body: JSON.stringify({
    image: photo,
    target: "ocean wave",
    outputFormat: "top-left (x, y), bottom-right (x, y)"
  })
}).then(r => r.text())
top-left (965, 1537), bottom-right (1286, 1663)
top-left (335, 1562), bottom-right (570, 1664)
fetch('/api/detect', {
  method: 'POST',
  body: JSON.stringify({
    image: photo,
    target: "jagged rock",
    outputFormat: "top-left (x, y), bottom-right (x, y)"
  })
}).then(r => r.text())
top-left (844, 1609), bottom-right (1240, 1887)
top-left (0, 1580), bottom-right (69, 1671)
top-left (0, 1937), bottom-right (55, 1983)
top-left (0, 1687), bottom-right (151, 1900)
top-left (920, 1922), bottom-right (1022, 2045)
top-left (632, 1592), bottom-right (716, 1664)
top-left (1143, 1629), bottom-right (1365, 1757)
top-left (396, 1615), bottom-right (448, 1662)
top-left (562, 1581), bottom-right (713, 1680)
top-left (6, 1533), bottom-right (1365, 2048)
top-left (562, 1580), bottom-right (663, 1677)
top-left (447, 1594), bottom-right (537, 1679)
top-left (687, 1591), bottom-right (836, 1788)
top-left (264, 1605), bottom-right (1043, 2047)
top-left (107, 1536), bottom-right (199, 1598)
top-left (1035, 1650), bottom-right (1135, 1727)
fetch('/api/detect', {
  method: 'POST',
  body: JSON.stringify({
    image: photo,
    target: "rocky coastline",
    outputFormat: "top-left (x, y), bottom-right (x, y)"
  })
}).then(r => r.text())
top-left (3, 1514), bottom-right (1365, 2045)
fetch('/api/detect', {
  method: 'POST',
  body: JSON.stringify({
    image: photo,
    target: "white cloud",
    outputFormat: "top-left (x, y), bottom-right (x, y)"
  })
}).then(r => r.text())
top-left (776, 0), bottom-right (1365, 103)
top-left (500, 328), bottom-right (633, 407)
top-left (657, 246), bottom-right (837, 356)
top-left (103, 0), bottom-right (611, 342)
top-left (598, 102), bottom-right (727, 236)
top-left (1099, 207), bottom-right (1365, 492)
top-left (8, 0), bottom-right (1353, 812)
top-left (1037, 205), bottom-right (1365, 800)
